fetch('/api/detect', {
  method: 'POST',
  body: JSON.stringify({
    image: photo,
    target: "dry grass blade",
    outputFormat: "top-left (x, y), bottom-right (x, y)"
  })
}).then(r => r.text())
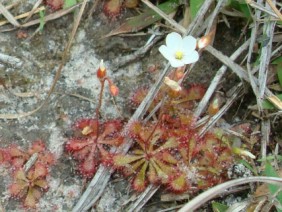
top-left (0, 6), bottom-right (45, 27)
top-left (178, 176), bottom-right (282, 212)
top-left (0, 2), bottom-right (20, 27)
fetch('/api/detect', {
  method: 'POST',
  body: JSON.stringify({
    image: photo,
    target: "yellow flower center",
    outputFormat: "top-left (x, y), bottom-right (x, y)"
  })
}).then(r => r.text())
top-left (175, 51), bottom-right (184, 60)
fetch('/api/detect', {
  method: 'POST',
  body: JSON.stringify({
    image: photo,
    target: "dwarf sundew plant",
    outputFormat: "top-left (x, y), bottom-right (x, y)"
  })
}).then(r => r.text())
top-left (1, 140), bottom-right (56, 208)
top-left (65, 60), bottom-right (124, 178)
top-left (65, 118), bottom-right (124, 177)
top-left (111, 97), bottom-right (234, 192)
top-left (9, 163), bottom-right (49, 208)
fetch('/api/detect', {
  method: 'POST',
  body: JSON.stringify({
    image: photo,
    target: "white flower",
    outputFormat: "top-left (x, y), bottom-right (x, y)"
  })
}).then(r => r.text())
top-left (159, 32), bottom-right (199, 68)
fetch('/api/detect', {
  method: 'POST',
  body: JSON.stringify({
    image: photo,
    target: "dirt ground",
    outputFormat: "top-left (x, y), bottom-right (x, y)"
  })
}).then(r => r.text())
top-left (0, 1), bottom-right (269, 211)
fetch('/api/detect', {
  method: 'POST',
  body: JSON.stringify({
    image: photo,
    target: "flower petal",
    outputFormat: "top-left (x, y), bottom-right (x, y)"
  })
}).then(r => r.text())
top-left (183, 36), bottom-right (197, 55)
top-left (182, 51), bottom-right (199, 65)
top-left (169, 58), bottom-right (185, 68)
top-left (159, 45), bottom-right (174, 61)
top-left (166, 32), bottom-right (182, 51)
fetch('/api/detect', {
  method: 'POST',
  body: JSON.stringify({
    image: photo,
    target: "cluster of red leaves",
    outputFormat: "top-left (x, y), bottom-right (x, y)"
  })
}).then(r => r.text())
top-left (65, 118), bottom-right (124, 178)
top-left (109, 82), bottom-right (234, 193)
top-left (103, 0), bottom-right (140, 19)
top-left (111, 114), bottom-right (233, 193)
top-left (0, 140), bottom-right (55, 208)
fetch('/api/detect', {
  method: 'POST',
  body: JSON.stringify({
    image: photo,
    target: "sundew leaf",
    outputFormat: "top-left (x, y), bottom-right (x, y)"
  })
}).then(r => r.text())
top-left (190, 0), bottom-right (205, 20)
top-left (113, 154), bottom-right (143, 166)
top-left (263, 162), bottom-right (282, 212)
top-left (106, 0), bottom-right (181, 37)
top-left (212, 201), bottom-right (228, 212)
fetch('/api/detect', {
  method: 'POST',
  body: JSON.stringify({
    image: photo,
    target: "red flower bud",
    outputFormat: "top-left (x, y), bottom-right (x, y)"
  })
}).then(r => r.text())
top-left (97, 60), bottom-right (106, 79)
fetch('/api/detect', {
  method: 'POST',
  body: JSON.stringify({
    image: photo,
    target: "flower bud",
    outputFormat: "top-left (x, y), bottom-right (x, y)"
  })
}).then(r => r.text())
top-left (97, 60), bottom-right (106, 79)
top-left (197, 30), bottom-right (215, 49)
top-left (110, 84), bottom-right (119, 96)
top-left (164, 77), bottom-right (182, 92)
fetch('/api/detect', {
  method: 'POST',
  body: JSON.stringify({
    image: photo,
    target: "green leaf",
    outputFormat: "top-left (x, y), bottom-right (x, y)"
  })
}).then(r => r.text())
top-left (106, 0), bottom-right (181, 37)
top-left (226, 0), bottom-right (251, 19)
top-left (263, 162), bottom-right (282, 212)
top-left (272, 56), bottom-right (282, 87)
top-left (39, 10), bottom-right (45, 32)
top-left (212, 201), bottom-right (228, 212)
top-left (262, 94), bottom-right (282, 109)
top-left (63, 0), bottom-right (77, 9)
top-left (190, 0), bottom-right (205, 20)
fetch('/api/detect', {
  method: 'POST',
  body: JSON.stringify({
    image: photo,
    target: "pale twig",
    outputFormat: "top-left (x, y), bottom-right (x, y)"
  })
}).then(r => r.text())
top-left (127, 185), bottom-right (160, 212)
top-left (178, 176), bottom-right (282, 212)
top-left (194, 39), bottom-right (250, 117)
top-left (141, 0), bottom-right (186, 34)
